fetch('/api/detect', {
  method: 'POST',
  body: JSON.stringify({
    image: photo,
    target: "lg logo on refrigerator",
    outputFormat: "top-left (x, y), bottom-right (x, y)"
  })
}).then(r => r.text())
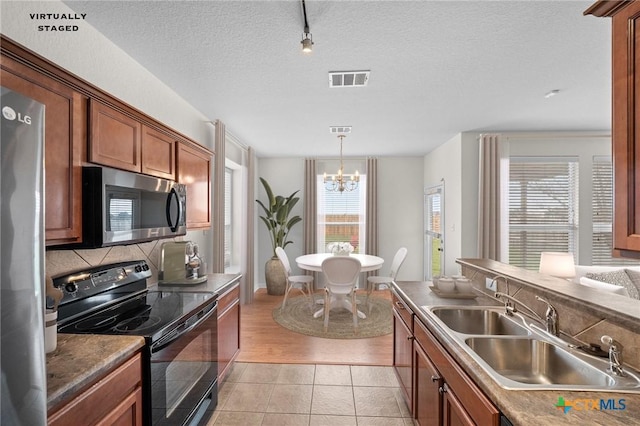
top-left (2, 106), bottom-right (32, 125)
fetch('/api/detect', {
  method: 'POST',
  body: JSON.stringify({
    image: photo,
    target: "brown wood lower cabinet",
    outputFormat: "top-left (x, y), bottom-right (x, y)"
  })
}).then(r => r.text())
top-left (48, 352), bottom-right (143, 426)
top-left (217, 281), bottom-right (241, 382)
top-left (392, 289), bottom-right (500, 426)
top-left (413, 316), bottom-right (500, 426)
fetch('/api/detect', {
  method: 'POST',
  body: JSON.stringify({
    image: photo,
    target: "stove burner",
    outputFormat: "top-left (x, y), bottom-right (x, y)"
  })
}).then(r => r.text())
top-left (114, 315), bottom-right (162, 333)
top-left (74, 315), bottom-right (118, 332)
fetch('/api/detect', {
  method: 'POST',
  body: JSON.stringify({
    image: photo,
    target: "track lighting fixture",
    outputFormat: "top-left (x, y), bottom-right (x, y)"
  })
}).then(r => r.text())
top-left (301, 0), bottom-right (313, 53)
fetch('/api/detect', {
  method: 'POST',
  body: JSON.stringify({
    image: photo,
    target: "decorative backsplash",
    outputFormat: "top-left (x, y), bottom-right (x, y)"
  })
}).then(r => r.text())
top-left (45, 237), bottom-right (184, 286)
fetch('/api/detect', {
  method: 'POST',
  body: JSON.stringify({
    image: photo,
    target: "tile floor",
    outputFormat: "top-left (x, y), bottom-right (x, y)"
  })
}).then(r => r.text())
top-left (206, 362), bottom-right (414, 426)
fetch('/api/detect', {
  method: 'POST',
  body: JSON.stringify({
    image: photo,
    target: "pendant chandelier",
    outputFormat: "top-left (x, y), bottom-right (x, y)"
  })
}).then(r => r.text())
top-left (323, 134), bottom-right (360, 192)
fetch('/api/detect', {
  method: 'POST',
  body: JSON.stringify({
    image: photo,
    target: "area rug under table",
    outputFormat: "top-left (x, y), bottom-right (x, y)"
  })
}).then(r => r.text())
top-left (272, 294), bottom-right (392, 339)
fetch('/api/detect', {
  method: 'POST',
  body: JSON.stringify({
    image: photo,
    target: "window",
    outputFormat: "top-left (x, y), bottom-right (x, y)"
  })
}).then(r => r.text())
top-left (224, 167), bottom-right (233, 269)
top-left (592, 156), bottom-right (640, 266)
top-left (508, 157), bottom-right (579, 270)
top-left (316, 175), bottom-right (367, 253)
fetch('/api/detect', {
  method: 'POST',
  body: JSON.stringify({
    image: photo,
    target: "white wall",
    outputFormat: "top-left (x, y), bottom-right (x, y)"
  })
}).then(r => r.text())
top-left (1, 0), bottom-right (216, 269)
top-left (255, 157), bottom-right (425, 289)
top-left (424, 134), bottom-right (464, 276)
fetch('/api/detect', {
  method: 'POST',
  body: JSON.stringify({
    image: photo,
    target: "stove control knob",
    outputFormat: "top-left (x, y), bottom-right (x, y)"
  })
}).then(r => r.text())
top-left (142, 263), bottom-right (149, 271)
top-left (135, 265), bottom-right (142, 273)
top-left (65, 282), bottom-right (78, 294)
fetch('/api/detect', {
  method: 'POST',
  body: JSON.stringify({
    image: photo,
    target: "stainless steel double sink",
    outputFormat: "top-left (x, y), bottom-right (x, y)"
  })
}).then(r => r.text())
top-left (421, 305), bottom-right (640, 393)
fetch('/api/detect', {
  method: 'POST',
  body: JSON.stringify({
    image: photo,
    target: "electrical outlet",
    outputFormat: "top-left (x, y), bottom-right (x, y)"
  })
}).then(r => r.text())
top-left (486, 277), bottom-right (497, 292)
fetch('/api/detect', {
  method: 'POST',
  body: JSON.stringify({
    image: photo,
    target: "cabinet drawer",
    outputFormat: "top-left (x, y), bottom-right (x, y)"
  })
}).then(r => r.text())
top-left (218, 283), bottom-right (240, 316)
top-left (392, 291), bottom-right (412, 331)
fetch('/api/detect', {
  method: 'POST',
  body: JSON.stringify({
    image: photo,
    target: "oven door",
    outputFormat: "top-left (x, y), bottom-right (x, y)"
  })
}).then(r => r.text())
top-left (148, 300), bottom-right (218, 426)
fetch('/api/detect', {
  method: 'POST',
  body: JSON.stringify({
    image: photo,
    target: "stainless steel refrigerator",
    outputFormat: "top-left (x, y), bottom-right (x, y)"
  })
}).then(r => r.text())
top-left (1, 87), bottom-right (47, 425)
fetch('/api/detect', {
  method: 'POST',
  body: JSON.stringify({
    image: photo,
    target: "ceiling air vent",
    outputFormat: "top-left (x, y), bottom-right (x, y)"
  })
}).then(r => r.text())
top-left (329, 126), bottom-right (352, 135)
top-left (328, 71), bottom-right (370, 88)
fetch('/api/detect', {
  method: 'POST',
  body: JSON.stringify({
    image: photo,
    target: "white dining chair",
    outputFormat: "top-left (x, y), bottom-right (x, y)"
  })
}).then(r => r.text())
top-left (365, 247), bottom-right (408, 313)
top-left (321, 256), bottom-right (362, 332)
top-left (276, 247), bottom-right (314, 312)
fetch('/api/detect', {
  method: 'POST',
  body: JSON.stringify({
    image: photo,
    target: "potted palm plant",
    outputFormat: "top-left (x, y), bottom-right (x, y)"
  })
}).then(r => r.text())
top-left (256, 177), bottom-right (302, 295)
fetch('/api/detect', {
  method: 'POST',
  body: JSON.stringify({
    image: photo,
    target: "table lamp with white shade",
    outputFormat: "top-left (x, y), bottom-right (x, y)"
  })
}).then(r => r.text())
top-left (538, 252), bottom-right (576, 279)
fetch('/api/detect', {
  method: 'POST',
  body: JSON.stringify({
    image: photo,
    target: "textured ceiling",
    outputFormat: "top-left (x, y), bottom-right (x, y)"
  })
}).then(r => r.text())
top-left (62, 1), bottom-right (611, 158)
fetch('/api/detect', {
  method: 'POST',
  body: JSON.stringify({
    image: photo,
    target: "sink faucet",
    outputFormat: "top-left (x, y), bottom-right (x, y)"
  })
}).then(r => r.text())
top-left (601, 335), bottom-right (625, 376)
top-left (494, 292), bottom-right (559, 336)
top-left (535, 296), bottom-right (559, 337)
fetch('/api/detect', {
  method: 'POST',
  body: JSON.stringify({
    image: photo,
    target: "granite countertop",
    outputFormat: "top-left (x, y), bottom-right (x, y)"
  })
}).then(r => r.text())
top-left (154, 272), bottom-right (241, 295)
top-left (393, 281), bottom-right (640, 426)
top-left (46, 334), bottom-right (145, 412)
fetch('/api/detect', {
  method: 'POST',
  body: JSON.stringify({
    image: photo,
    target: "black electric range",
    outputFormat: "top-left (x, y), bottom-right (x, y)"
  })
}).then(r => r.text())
top-left (51, 260), bottom-right (218, 426)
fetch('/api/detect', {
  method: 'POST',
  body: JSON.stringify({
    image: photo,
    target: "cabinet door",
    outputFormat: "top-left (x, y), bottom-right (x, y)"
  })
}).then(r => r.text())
top-left (95, 387), bottom-right (143, 426)
top-left (414, 341), bottom-right (442, 426)
top-left (218, 284), bottom-right (241, 382)
top-left (442, 384), bottom-right (475, 426)
top-left (611, 1), bottom-right (640, 253)
top-left (177, 141), bottom-right (212, 229)
top-left (90, 100), bottom-right (142, 173)
top-left (393, 308), bottom-right (413, 410)
top-left (1, 56), bottom-right (84, 245)
top-left (414, 318), bottom-right (499, 426)
top-left (141, 125), bottom-right (175, 180)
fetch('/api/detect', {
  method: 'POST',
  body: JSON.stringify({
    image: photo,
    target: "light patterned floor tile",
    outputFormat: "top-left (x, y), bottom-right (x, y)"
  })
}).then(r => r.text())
top-left (314, 364), bottom-right (352, 385)
top-left (353, 386), bottom-right (404, 417)
top-left (261, 413), bottom-right (310, 426)
top-left (225, 362), bottom-right (249, 383)
top-left (220, 383), bottom-right (274, 412)
top-left (212, 411), bottom-right (264, 425)
top-left (237, 363), bottom-right (282, 383)
top-left (309, 414), bottom-right (357, 426)
top-left (311, 385), bottom-right (355, 416)
top-left (356, 416), bottom-right (410, 426)
top-left (266, 384), bottom-right (313, 414)
top-left (351, 365), bottom-right (399, 387)
top-left (277, 364), bottom-right (316, 384)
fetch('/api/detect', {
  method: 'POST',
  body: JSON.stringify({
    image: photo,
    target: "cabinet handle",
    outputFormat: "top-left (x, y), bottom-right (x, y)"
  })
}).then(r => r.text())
top-left (438, 386), bottom-right (445, 394)
top-left (431, 375), bottom-right (440, 382)
top-left (395, 301), bottom-right (406, 310)
top-left (407, 335), bottom-right (414, 341)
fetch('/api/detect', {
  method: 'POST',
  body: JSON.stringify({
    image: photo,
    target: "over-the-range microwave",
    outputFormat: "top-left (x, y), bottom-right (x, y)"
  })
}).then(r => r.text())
top-left (79, 166), bottom-right (187, 248)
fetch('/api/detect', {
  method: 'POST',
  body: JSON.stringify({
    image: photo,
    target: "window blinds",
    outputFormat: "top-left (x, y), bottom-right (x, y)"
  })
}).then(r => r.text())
top-left (508, 158), bottom-right (579, 270)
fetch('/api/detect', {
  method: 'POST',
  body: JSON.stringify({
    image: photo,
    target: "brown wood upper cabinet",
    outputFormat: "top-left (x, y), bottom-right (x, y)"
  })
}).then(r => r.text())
top-left (89, 100), bottom-right (142, 173)
top-left (90, 100), bottom-right (178, 180)
top-left (1, 55), bottom-right (84, 246)
top-left (177, 141), bottom-right (212, 229)
top-left (586, 0), bottom-right (640, 255)
top-left (141, 125), bottom-right (176, 180)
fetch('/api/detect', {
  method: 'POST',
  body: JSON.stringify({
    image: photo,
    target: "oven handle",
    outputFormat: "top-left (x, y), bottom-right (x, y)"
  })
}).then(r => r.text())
top-left (150, 301), bottom-right (217, 354)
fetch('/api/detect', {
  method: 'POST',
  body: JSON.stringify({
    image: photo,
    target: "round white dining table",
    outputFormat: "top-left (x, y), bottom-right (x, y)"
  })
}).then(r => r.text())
top-left (295, 253), bottom-right (384, 319)
top-left (295, 253), bottom-right (384, 273)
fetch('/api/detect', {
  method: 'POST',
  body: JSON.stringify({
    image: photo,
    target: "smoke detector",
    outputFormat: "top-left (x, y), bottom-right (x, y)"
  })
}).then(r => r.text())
top-left (328, 71), bottom-right (370, 88)
top-left (329, 126), bottom-right (352, 135)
